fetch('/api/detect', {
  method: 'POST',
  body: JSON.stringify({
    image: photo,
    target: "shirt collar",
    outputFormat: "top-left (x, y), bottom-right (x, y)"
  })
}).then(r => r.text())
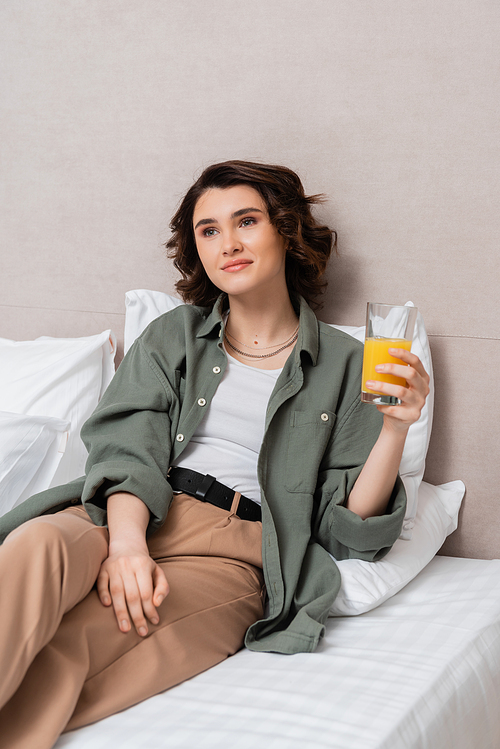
top-left (196, 293), bottom-right (319, 366)
top-left (196, 295), bottom-right (227, 338)
top-left (295, 295), bottom-right (319, 366)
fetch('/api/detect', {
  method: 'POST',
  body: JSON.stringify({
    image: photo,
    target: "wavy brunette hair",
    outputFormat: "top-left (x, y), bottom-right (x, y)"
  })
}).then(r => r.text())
top-left (166, 160), bottom-right (336, 309)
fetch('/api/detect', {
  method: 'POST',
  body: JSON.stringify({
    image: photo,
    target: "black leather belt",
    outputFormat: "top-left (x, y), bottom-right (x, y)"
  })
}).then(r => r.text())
top-left (167, 467), bottom-right (262, 522)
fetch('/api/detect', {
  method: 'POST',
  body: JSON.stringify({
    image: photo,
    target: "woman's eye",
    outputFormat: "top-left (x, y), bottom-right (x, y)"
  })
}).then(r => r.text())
top-left (202, 227), bottom-right (218, 237)
top-left (240, 217), bottom-right (256, 227)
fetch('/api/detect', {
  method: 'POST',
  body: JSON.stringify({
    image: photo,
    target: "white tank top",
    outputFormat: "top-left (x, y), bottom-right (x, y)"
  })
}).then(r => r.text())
top-left (173, 351), bottom-right (281, 504)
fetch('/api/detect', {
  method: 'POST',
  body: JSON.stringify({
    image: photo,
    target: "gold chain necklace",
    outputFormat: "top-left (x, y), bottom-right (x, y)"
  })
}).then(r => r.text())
top-left (225, 322), bottom-right (299, 350)
top-left (224, 330), bottom-right (298, 359)
top-left (223, 312), bottom-right (299, 359)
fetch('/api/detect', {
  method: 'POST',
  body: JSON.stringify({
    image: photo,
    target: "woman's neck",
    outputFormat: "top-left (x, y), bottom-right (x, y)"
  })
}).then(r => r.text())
top-left (224, 290), bottom-right (299, 370)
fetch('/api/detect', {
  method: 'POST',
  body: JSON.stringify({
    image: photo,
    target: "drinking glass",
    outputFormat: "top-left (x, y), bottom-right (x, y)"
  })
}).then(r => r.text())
top-left (361, 303), bottom-right (418, 405)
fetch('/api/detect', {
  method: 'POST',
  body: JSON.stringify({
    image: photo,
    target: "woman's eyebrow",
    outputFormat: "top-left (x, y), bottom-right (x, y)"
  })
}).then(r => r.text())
top-left (194, 207), bottom-right (263, 230)
top-left (194, 217), bottom-right (216, 229)
top-left (231, 207), bottom-right (263, 219)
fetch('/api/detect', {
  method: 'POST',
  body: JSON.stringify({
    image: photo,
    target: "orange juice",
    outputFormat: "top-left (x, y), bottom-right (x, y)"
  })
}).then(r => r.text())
top-left (362, 337), bottom-right (412, 395)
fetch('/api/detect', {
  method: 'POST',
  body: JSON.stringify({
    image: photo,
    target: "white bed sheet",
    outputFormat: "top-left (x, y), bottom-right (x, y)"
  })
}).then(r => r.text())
top-left (56, 556), bottom-right (500, 749)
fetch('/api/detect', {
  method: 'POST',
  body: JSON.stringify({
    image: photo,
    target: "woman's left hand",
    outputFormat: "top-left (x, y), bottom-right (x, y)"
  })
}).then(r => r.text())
top-left (365, 349), bottom-right (430, 433)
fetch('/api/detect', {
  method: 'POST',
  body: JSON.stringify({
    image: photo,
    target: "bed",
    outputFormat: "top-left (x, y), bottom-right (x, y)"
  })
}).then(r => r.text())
top-left (52, 556), bottom-right (500, 749)
top-left (1, 1), bottom-right (498, 746)
top-left (1, 288), bottom-right (497, 749)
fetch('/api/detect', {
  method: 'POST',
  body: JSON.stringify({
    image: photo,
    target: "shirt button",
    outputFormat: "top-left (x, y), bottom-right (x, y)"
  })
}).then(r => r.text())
top-left (197, 398), bottom-right (206, 407)
top-left (176, 434), bottom-right (185, 442)
top-left (321, 413), bottom-right (329, 422)
top-left (213, 366), bottom-right (221, 374)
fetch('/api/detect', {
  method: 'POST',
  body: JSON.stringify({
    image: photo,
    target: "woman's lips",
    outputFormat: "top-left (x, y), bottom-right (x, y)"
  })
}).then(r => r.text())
top-left (222, 260), bottom-right (253, 272)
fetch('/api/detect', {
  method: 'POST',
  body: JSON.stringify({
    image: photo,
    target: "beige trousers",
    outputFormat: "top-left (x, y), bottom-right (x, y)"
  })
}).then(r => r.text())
top-left (0, 493), bottom-right (264, 749)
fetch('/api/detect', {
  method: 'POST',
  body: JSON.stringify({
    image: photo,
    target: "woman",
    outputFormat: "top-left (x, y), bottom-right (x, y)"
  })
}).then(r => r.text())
top-left (0, 160), bottom-right (429, 747)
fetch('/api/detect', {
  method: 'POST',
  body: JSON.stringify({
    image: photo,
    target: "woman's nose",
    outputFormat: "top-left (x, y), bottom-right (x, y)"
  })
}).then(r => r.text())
top-left (221, 230), bottom-right (243, 254)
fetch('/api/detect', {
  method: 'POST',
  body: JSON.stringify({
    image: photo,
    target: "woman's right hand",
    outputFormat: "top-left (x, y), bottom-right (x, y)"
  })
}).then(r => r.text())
top-left (97, 491), bottom-right (169, 636)
top-left (97, 544), bottom-right (169, 637)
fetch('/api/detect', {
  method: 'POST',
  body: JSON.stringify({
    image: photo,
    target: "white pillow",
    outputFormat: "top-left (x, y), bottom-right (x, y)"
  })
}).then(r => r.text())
top-left (330, 302), bottom-right (434, 539)
top-left (0, 411), bottom-right (70, 517)
top-left (125, 289), bottom-right (184, 354)
top-left (0, 331), bottom-right (117, 487)
top-left (124, 291), bottom-right (433, 538)
top-left (329, 479), bottom-right (465, 616)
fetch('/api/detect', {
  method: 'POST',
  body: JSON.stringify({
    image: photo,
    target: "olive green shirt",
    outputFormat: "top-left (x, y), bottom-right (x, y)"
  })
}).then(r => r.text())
top-left (0, 296), bottom-right (406, 654)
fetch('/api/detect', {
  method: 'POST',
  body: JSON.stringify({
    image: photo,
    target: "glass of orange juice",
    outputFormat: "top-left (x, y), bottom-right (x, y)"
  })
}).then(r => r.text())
top-left (361, 303), bottom-right (418, 405)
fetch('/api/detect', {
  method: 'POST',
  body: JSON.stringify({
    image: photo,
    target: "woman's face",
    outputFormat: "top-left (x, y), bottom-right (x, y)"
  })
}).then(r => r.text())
top-left (192, 185), bottom-right (288, 301)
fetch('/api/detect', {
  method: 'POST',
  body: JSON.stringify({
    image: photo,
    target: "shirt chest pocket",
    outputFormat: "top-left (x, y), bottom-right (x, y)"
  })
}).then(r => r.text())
top-left (285, 410), bottom-right (336, 494)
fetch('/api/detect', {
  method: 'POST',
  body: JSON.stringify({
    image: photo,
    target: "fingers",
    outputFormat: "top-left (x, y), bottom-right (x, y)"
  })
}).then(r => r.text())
top-left (374, 392), bottom-right (423, 424)
top-left (372, 352), bottom-right (430, 398)
top-left (97, 556), bottom-right (169, 637)
top-left (96, 568), bottom-right (112, 607)
top-left (365, 352), bottom-right (430, 429)
top-left (109, 574), bottom-right (140, 634)
top-left (366, 380), bottom-right (408, 403)
top-left (386, 349), bottom-right (430, 384)
top-left (367, 374), bottom-right (424, 414)
top-left (152, 565), bottom-right (169, 608)
top-left (121, 567), bottom-right (157, 635)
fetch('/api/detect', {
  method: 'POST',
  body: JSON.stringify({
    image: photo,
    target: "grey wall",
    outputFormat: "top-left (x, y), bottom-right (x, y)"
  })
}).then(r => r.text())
top-left (1, 0), bottom-right (499, 556)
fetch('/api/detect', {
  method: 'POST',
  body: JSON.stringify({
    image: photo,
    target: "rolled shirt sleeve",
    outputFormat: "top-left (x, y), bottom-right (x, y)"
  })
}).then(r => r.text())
top-left (80, 339), bottom-right (177, 533)
top-left (313, 396), bottom-right (407, 561)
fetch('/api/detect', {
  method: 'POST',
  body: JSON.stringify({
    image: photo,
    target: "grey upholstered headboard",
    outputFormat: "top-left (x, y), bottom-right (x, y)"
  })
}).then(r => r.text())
top-left (1, 1), bottom-right (498, 559)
